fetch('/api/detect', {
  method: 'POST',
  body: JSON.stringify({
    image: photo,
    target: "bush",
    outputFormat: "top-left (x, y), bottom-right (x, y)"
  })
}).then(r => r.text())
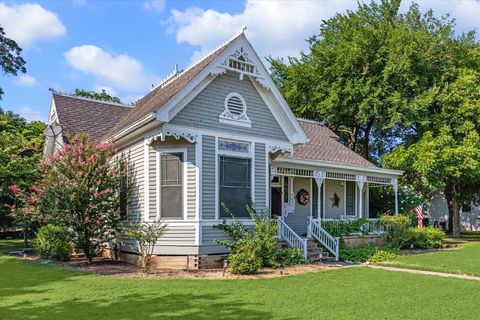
top-left (368, 250), bottom-right (399, 263)
top-left (403, 227), bottom-right (445, 249)
top-left (340, 245), bottom-right (378, 263)
top-left (322, 218), bottom-right (368, 237)
top-left (275, 247), bottom-right (306, 266)
top-left (35, 225), bottom-right (72, 261)
top-left (380, 214), bottom-right (412, 248)
top-left (228, 238), bottom-right (262, 274)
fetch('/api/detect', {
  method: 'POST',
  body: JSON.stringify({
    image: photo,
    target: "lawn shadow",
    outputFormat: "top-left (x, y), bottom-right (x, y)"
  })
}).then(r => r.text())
top-left (0, 291), bottom-right (274, 320)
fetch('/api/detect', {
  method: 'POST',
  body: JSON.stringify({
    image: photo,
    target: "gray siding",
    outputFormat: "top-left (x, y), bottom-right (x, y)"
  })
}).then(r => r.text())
top-left (285, 177), bottom-right (311, 235)
top-left (254, 142), bottom-right (266, 209)
top-left (148, 146), bottom-right (157, 220)
top-left (170, 71), bottom-right (289, 141)
top-left (202, 135), bottom-right (216, 219)
top-left (324, 180), bottom-right (344, 218)
top-left (120, 140), bottom-right (144, 221)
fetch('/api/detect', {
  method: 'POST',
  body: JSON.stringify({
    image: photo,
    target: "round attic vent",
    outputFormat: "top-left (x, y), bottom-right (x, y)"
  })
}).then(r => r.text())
top-left (225, 93), bottom-right (246, 118)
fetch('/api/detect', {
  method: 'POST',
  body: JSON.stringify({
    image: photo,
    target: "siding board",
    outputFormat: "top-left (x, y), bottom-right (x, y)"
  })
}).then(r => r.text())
top-left (202, 135), bottom-right (216, 219)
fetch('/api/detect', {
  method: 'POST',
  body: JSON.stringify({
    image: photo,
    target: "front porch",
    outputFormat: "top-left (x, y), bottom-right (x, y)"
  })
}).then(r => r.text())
top-left (270, 165), bottom-right (400, 261)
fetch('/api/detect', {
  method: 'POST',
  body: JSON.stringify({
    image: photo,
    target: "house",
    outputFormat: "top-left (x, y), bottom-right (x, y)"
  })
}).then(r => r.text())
top-left (428, 193), bottom-right (480, 231)
top-left (44, 30), bottom-right (402, 267)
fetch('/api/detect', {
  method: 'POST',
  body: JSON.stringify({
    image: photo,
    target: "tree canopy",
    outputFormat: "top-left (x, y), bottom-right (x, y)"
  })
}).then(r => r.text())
top-left (0, 25), bottom-right (26, 101)
top-left (73, 89), bottom-right (123, 104)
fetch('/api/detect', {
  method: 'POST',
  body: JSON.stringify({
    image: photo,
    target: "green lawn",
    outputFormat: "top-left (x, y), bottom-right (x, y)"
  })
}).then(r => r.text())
top-left (1, 254), bottom-right (480, 319)
top-left (379, 242), bottom-right (480, 277)
top-left (0, 239), bottom-right (24, 254)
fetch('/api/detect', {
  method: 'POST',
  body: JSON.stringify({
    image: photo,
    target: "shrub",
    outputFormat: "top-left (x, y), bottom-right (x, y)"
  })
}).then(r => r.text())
top-left (368, 250), bottom-right (399, 263)
top-left (35, 225), bottom-right (72, 261)
top-left (276, 247), bottom-right (306, 266)
top-left (322, 218), bottom-right (368, 237)
top-left (340, 245), bottom-right (378, 263)
top-left (403, 227), bottom-right (445, 249)
top-left (379, 214), bottom-right (412, 248)
top-left (123, 219), bottom-right (167, 273)
top-left (228, 238), bottom-right (262, 274)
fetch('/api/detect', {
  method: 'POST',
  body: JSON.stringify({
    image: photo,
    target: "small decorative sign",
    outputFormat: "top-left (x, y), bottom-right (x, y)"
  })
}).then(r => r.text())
top-left (296, 189), bottom-right (310, 206)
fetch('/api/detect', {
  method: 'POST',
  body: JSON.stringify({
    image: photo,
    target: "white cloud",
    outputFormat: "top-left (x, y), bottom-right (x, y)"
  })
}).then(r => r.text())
top-left (14, 74), bottom-right (37, 87)
top-left (93, 85), bottom-right (117, 97)
top-left (18, 106), bottom-right (47, 122)
top-left (143, 0), bottom-right (166, 13)
top-left (64, 45), bottom-right (158, 92)
top-left (167, 0), bottom-right (480, 64)
top-left (0, 3), bottom-right (66, 48)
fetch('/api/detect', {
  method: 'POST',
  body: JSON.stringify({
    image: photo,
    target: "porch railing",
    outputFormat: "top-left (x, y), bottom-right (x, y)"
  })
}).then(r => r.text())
top-left (277, 217), bottom-right (308, 260)
top-left (320, 218), bottom-right (384, 236)
top-left (309, 218), bottom-right (340, 261)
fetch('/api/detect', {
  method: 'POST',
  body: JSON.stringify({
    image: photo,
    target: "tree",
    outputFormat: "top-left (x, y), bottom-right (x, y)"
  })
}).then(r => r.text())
top-left (0, 25), bottom-right (26, 101)
top-left (39, 133), bottom-right (130, 262)
top-left (74, 89), bottom-right (122, 104)
top-left (383, 67), bottom-right (480, 237)
top-left (269, 0), bottom-right (459, 160)
top-left (0, 108), bottom-right (45, 232)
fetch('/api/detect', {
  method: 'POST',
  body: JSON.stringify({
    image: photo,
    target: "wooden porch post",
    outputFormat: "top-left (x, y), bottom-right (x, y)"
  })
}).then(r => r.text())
top-left (393, 178), bottom-right (399, 215)
top-left (313, 171), bottom-right (326, 221)
top-left (356, 175), bottom-right (367, 218)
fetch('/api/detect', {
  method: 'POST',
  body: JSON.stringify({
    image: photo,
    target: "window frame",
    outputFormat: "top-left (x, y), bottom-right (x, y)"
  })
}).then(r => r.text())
top-left (216, 138), bottom-right (253, 220)
top-left (156, 148), bottom-right (187, 221)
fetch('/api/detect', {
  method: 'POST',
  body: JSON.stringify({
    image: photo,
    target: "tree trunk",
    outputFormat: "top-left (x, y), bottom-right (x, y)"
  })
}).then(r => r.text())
top-left (347, 126), bottom-right (360, 151)
top-left (362, 120), bottom-right (374, 159)
top-left (451, 197), bottom-right (461, 238)
top-left (23, 225), bottom-right (28, 248)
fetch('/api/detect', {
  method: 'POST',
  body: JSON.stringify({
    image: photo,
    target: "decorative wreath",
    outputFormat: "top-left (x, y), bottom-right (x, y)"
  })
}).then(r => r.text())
top-left (296, 189), bottom-right (310, 206)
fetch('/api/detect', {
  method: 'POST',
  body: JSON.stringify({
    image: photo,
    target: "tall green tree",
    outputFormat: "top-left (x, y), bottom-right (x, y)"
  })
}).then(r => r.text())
top-left (269, 0), bottom-right (459, 160)
top-left (0, 25), bottom-right (26, 101)
top-left (383, 66), bottom-right (480, 237)
top-left (0, 109), bottom-right (45, 232)
top-left (74, 89), bottom-right (122, 104)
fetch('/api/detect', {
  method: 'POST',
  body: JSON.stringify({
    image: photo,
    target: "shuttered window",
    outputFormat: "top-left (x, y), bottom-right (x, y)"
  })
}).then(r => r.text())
top-left (345, 181), bottom-right (356, 216)
top-left (160, 153), bottom-right (183, 219)
top-left (219, 156), bottom-right (251, 218)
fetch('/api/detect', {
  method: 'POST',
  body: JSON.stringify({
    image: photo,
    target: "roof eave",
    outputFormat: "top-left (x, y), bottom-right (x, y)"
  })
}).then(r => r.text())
top-left (274, 156), bottom-right (404, 176)
top-left (108, 113), bottom-right (158, 142)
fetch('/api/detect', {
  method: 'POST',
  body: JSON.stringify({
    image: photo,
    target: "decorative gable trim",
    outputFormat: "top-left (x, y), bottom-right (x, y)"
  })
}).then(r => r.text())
top-left (219, 92), bottom-right (252, 128)
top-left (146, 127), bottom-right (200, 145)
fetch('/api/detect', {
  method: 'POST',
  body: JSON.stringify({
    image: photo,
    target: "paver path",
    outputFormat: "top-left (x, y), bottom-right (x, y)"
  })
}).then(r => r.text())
top-left (367, 265), bottom-right (480, 281)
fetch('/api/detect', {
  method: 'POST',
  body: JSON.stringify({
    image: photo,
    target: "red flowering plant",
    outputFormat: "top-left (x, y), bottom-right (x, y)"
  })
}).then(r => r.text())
top-left (5, 184), bottom-right (42, 248)
top-left (39, 133), bottom-right (131, 263)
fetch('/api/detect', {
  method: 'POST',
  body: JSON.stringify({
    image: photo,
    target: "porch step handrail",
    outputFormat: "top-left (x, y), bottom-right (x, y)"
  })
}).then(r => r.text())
top-left (277, 217), bottom-right (308, 260)
top-left (309, 218), bottom-right (340, 261)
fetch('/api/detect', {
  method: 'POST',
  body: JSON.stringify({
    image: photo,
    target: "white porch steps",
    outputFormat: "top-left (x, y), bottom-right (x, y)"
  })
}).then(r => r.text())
top-left (277, 239), bottom-right (335, 263)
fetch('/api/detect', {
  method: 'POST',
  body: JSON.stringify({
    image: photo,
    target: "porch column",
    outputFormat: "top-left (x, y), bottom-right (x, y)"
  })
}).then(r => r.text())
top-left (270, 166), bottom-right (278, 181)
top-left (313, 171), bottom-right (326, 221)
top-left (356, 175), bottom-right (367, 218)
top-left (393, 178), bottom-right (399, 215)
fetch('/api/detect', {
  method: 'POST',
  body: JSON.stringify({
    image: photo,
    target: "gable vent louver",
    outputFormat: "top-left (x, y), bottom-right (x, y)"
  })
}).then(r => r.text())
top-left (219, 93), bottom-right (251, 128)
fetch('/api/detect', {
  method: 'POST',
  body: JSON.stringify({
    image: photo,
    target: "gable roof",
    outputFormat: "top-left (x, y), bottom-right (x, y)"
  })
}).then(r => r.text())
top-left (104, 33), bottom-right (241, 140)
top-left (52, 93), bottom-right (131, 141)
top-left (292, 119), bottom-right (377, 168)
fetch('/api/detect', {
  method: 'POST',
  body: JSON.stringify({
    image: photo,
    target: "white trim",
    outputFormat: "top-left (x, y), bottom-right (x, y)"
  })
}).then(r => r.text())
top-left (143, 141), bottom-right (150, 221)
top-left (196, 135), bottom-right (202, 220)
top-left (309, 178), bottom-right (313, 219)
top-left (214, 136), bottom-right (219, 220)
top-left (156, 147), bottom-right (188, 221)
top-left (322, 180), bottom-right (326, 220)
top-left (112, 113), bottom-right (156, 141)
top-left (219, 117), bottom-right (252, 127)
top-left (343, 181), bottom-right (347, 217)
top-left (156, 151), bottom-right (160, 220)
top-left (265, 145), bottom-right (270, 211)
top-left (219, 92), bottom-right (252, 127)
top-left (274, 156), bottom-right (403, 176)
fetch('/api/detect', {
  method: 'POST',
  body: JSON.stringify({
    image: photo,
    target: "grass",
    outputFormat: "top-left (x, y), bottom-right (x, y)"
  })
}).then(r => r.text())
top-left (378, 242), bottom-right (480, 277)
top-left (0, 239), bottom-right (24, 254)
top-left (460, 231), bottom-right (480, 241)
top-left (1, 250), bottom-right (480, 319)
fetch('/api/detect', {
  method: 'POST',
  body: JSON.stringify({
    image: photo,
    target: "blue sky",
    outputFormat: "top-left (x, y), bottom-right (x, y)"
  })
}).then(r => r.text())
top-left (1, 0), bottom-right (480, 123)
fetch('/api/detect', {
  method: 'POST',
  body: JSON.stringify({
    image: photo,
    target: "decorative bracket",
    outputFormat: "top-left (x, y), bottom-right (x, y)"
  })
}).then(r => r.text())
top-left (313, 170), bottom-right (326, 187)
top-left (270, 166), bottom-right (278, 181)
top-left (146, 128), bottom-right (199, 145)
top-left (283, 192), bottom-right (296, 218)
top-left (356, 175), bottom-right (367, 191)
top-left (392, 178), bottom-right (398, 193)
top-left (267, 143), bottom-right (293, 155)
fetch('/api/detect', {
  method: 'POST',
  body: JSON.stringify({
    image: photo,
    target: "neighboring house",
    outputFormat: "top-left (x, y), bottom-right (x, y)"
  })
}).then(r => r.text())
top-left (429, 193), bottom-right (480, 231)
top-left (44, 30), bottom-right (402, 267)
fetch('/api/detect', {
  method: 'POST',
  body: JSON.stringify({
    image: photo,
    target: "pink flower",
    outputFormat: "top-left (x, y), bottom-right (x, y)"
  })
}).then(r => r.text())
top-left (84, 216), bottom-right (90, 222)
top-left (8, 185), bottom-right (19, 193)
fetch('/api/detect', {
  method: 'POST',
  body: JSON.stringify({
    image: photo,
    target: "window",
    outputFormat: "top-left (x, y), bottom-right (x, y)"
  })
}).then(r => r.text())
top-left (283, 176), bottom-right (289, 203)
top-left (219, 156), bottom-right (251, 218)
top-left (345, 181), bottom-right (356, 216)
top-left (219, 93), bottom-right (251, 127)
top-left (462, 202), bottom-right (472, 213)
top-left (159, 152), bottom-right (183, 219)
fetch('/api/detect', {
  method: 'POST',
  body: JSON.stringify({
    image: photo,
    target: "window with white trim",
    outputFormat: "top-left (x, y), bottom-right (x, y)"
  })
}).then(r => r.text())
top-left (219, 93), bottom-right (251, 127)
top-left (218, 139), bottom-right (252, 218)
top-left (159, 152), bottom-right (184, 219)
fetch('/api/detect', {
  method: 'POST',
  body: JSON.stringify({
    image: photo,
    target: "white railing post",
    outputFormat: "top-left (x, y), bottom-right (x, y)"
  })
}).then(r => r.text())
top-left (307, 218), bottom-right (312, 238)
top-left (277, 217), bottom-right (282, 239)
top-left (393, 178), bottom-right (399, 215)
top-left (302, 239), bottom-right (308, 260)
top-left (335, 237), bottom-right (340, 261)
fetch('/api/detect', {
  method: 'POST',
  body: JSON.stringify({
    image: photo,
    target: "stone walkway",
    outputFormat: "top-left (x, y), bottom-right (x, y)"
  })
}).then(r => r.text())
top-left (367, 265), bottom-right (480, 281)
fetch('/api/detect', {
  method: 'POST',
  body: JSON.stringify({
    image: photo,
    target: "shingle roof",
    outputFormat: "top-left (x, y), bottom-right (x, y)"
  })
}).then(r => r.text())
top-left (104, 33), bottom-right (241, 140)
top-left (53, 93), bottom-right (131, 141)
top-left (292, 119), bottom-right (377, 168)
